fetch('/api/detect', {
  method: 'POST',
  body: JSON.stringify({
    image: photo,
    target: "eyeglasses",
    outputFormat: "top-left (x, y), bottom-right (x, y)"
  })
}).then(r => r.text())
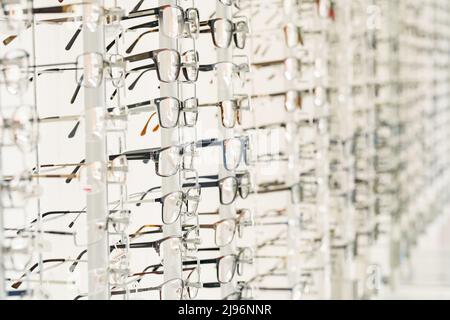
top-left (109, 51), bottom-right (199, 101)
top-left (199, 95), bottom-right (251, 128)
top-left (184, 209), bottom-right (253, 247)
top-left (199, 18), bottom-right (249, 49)
top-left (183, 248), bottom-right (253, 283)
top-left (183, 172), bottom-right (251, 205)
top-left (124, 48), bottom-right (181, 83)
top-left (64, 142), bottom-right (196, 182)
top-left (125, 57), bottom-right (249, 95)
top-left (127, 223), bottom-right (201, 251)
top-left (127, 187), bottom-right (200, 224)
top-left (26, 52), bottom-right (125, 89)
top-left (111, 137), bottom-right (249, 181)
top-left (70, 236), bottom-right (183, 273)
top-left (128, 97), bottom-right (198, 130)
top-left (123, 7), bottom-right (200, 53)
top-left (70, 50), bottom-right (184, 104)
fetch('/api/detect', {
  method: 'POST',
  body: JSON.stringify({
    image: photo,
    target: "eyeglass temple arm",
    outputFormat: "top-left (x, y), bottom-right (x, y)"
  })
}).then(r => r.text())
top-left (32, 4), bottom-right (78, 14)
top-left (126, 98), bottom-right (156, 112)
top-left (105, 32), bottom-right (124, 52)
top-left (135, 185), bottom-right (163, 206)
top-left (130, 0), bottom-right (145, 13)
top-left (195, 138), bottom-right (220, 148)
top-left (11, 258), bottom-right (67, 289)
top-left (127, 240), bottom-right (160, 250)
top-left (26, 211), bottom-right (81, 228)
top-left (70, 75), bottom-right (83, 104)
top-left (64, 159), bottom-right (86, 183)
top-left (182, 258), bottom-right (217, 266)
top-left (124, 7), bottom-right (159, 20)
top-left (69, 249), bottom-right (88, 272)
top-left (257, 185), bottom-right (290, 194)
top-left (126, 28), bottom-right (159, 54)
top-left (131, 224), bottom-right (163, 237)
top-left (198, 64), bottom-right (215, 72)
top-left (124, 51), bottom-right (155, 63)
top-left (71, 239), bottom-right (128, 272)
top-left (128, 19), bottom-right (159, 31)
top-left (202, 282), bottom-right (221, 288)
top-left (128, 68), bottom-right (154, 90)
top-left (252, 59), bottom-right (285, 68)
top-left (141, 263), bottom-right (163, 275)
top-left (65, 25), bottom-right (82, 51)
top-left (182, 181), bottom-right (216, 189)
top-left (197, 211), bottom-right (220, 215)
top-left (111, 65), bottom-right (154, 98)
top-left (250, 91), bottom-right (286, 100)
top-left (197, 247), bottom-right (220, 252)
top-left (121, 148), bottom-right (159, 163)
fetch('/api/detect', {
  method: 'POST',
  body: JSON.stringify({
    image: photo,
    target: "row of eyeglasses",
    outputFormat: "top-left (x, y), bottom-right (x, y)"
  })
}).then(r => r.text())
top-left (231, 0), bottom-right (450, 300)
top-left (373, 0), bottom-right (450, 290)
top-left (217, 0), bottom-right (336, 299)
top-left (0, 0), bottom-right (257, 300)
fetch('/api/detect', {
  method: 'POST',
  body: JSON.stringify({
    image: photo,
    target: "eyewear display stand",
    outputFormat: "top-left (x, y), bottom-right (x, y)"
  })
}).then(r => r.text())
top-left (160, 0), bottom-right (183, 300)
top-left (217, 0), bottom-right (237, 299)
top-left (83, 0), bottom-right (110, 300)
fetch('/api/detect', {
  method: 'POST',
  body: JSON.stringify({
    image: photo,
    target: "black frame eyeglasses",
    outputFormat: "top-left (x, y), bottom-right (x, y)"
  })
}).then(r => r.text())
top-left (183, 172), bottom-right (252, 206)
top-left (199, 18), bottom-right (249, 49)
top-left (182, 247), bottom-right (253, 284)
top-left (124, 48), bottom-right (181, 83)
top-left (69, 235), bottom-right (183, 272)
